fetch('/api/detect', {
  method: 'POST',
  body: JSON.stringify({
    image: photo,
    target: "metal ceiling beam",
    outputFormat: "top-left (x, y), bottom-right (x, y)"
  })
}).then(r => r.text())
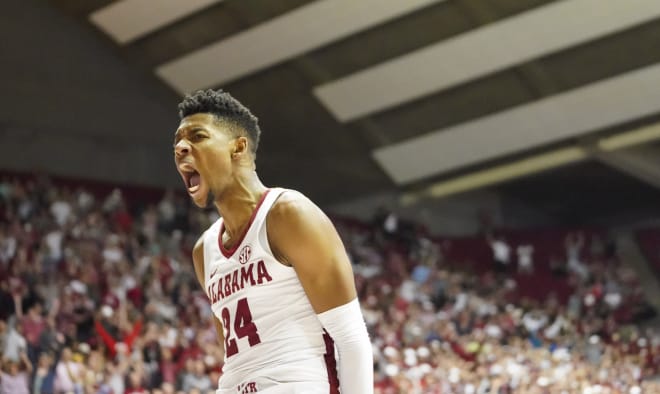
top-left (594, 145), bottom-right (660, 190)
top-left (400, 121), bottom-right (660, 204)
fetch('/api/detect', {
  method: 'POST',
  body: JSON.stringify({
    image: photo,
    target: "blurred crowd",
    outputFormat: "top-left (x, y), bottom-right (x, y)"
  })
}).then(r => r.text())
top-left (349, 214), bottom-right (660, 393)
top-left (0, 175), bottom-right (658, 394)
top-left (0, 176), bottom-right (221, 394)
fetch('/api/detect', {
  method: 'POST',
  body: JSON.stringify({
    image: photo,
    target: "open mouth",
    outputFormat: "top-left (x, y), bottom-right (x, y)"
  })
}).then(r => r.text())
top-left (180, 166), bottom-right (202, 195)
top-left (187, 171), bottom-right (201, 194)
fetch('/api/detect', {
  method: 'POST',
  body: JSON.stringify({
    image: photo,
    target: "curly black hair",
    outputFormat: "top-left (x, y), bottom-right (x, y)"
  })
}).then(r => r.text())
top-left (178, 89), bottom-right (261, 154)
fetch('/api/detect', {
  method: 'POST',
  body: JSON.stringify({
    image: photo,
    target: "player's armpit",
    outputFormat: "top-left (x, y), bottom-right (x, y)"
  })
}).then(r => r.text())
top-left (266, 191), bottom-right (357, 313)
top-left (192, 235), bottom-right (225, 347)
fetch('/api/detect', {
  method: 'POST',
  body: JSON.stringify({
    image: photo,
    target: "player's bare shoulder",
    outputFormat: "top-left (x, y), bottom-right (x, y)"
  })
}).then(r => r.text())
top-left (268, 190), bottom-right (330, 236)
top-left (266, 190), bottom-right (329, 263)
top-left (268, 190), bottom-right (320, 222)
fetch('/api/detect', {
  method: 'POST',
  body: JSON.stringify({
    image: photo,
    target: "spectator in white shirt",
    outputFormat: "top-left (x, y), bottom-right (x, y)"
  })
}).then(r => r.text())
top-left (522, 310), bottom-right (548, 334)
top-left (2, 318), bottom-right (27, 363)
top-left (50, 192), bottom-right (72, 228)
top-left (565, 232), bottom-right (589, 280)
top-left (0, 227), bottom-right (17, 267)
top-left (488, 235), bottom-right (511, 273)
top-left (516, 244), bottom-right (534, 274)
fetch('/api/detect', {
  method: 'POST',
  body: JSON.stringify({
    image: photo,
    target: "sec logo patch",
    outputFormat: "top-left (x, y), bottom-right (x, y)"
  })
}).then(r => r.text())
top-left (238, 245), bottom-right (251, 265)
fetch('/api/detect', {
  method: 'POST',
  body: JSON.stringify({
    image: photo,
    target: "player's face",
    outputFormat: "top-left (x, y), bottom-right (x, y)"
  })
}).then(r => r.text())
top-left (173, 113), bottom-right (236, 207)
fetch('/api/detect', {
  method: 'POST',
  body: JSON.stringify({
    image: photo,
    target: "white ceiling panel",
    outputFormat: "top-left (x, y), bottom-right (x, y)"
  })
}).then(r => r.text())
top-left (156, 0), bottom-right (444, 94)
top-left (314, 0), bottom-right (660, 122)
top-left (90, 0), bottom-right (224, 44)
top-left (373, 62), bottom-right (660, 185)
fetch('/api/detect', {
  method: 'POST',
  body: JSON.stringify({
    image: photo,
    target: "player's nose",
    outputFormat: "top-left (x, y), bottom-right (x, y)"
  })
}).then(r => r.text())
top-left (174, 139), bottom-right (190, 157)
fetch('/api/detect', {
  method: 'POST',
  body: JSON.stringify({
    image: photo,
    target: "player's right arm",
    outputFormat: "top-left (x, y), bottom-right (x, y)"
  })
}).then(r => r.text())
top-left (192, 235), bottom-right (225, 347)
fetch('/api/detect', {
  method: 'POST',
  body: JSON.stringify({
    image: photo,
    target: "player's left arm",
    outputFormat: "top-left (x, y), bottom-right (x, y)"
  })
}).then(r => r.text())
top-left (192, 235), bottom-right (226, 351)
top-left (267, 191), bottom-right (373, 393)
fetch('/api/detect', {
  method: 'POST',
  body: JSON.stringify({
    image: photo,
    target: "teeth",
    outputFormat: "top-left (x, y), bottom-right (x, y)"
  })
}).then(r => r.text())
top-left (188, 185), bottom-right (200, 193)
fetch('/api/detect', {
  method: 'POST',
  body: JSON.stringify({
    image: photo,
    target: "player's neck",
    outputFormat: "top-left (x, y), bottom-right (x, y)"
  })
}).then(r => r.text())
top-left (213, 171), bottom-right (267, 240)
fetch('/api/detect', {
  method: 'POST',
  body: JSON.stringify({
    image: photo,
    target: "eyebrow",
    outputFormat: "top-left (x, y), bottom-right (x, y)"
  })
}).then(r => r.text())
top-left (173, 126), bottom-right (204, 143)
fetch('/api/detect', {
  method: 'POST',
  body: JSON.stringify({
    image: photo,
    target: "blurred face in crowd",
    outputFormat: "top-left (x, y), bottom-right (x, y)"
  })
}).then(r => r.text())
top-left (129, 370), bottom-right (142, 388)
top-left (29, 302), bottom-right (42, 318)
top-left (38, 353), bottom-right (53, 368)
top-left (161, 347), bottom-right (172, 361)
top-left (194, 359), bottom-right (206, 376)
top-left (161, 382), bottom-right (175, 394)
top-left (61, 347), bottom-right (72, 362)
top-left (14, 322), bottom-right (24, 336)
top-left (5, 360), bottom-right (19, 375)
top-left (208, 370), bottom-right (221, 386)
top-left (184, 358), bottom-right (195, 373)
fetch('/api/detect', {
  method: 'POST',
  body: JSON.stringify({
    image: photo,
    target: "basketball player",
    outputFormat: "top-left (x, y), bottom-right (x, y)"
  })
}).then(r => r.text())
top-left (173, 89), bottom-right (373, 393)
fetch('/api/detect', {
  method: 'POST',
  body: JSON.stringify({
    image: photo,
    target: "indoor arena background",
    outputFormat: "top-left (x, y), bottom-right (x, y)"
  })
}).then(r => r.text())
top-left (1, 0), bottom-right (660, 393)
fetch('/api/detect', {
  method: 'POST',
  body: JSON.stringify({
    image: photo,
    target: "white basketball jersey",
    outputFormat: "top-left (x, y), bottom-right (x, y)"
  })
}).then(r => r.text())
top-left (202, 188), bottom-right (339, 394)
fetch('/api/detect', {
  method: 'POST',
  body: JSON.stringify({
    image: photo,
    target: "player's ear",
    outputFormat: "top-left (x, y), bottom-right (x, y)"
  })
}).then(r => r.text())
top-left (232, 136), bottom-right (249, 159)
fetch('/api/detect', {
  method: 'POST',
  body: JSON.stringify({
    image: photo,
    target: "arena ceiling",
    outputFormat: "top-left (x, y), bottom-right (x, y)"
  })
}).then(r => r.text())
top-left (3, 0), bottom-right (660, 223)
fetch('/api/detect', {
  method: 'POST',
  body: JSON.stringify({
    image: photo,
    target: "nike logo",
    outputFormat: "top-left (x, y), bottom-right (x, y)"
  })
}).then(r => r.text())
top-left (209, 267), bottom-right (219, 279)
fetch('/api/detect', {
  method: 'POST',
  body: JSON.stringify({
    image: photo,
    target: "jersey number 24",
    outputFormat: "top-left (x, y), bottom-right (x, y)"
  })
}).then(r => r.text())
top-left (221, 298), bottom-right (261, 357)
